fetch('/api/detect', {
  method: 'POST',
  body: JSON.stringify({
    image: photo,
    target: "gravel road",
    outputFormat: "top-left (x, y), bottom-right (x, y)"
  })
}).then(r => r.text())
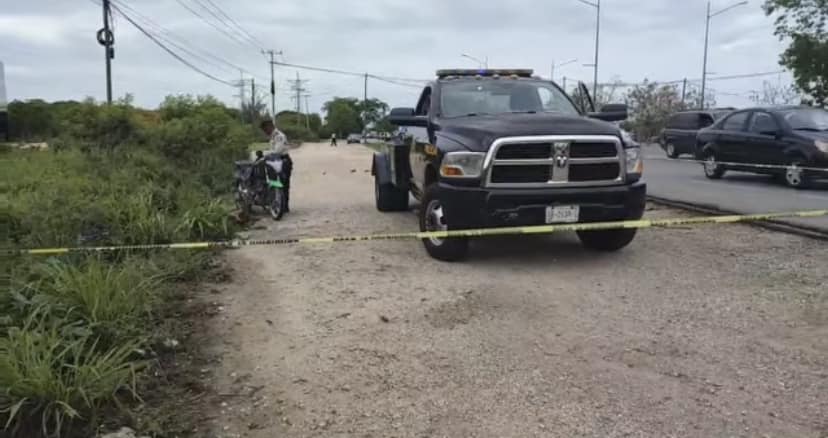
top-left (203, 142), bottom-right (828, 438)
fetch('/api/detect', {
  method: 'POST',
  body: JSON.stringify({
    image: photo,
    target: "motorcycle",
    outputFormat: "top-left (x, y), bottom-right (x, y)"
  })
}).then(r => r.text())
top-left (234, 152), bottom-right (286, 221)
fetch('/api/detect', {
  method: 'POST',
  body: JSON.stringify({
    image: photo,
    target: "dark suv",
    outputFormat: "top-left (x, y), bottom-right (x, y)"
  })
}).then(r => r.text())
top-left (697, 106), bottom-right (828, 188)
top-left (660, 109), bottom-right (734, 158)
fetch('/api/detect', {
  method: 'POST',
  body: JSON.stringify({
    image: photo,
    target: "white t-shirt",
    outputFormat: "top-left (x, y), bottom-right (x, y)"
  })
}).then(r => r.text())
top-left (270, 128), bottom-right (288, 155)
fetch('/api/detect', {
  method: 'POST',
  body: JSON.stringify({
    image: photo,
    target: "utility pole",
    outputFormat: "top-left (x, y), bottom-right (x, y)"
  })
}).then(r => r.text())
top-left (681, 78), bottom-right (688, 105)
top-left (562, 76), bottom-right (568, 92)
top-left (263, 49), bottom-right (282, 120)
top-left (363, 73), bottom-right (369, 134)
top-left (251, 78), bottom-right (256, 113)
top-left (236, 70), bottom-right (246, 122)
top-left (304, 94), bottom-right (311, 130)
top-left (288, 72), bottom-right (308, 127)
top-left (98, 0), bottom-right (114, 104)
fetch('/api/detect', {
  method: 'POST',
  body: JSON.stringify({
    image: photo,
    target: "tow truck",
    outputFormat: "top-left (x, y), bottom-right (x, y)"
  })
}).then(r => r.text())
top-left (372, 69), bottom-right (645, 261)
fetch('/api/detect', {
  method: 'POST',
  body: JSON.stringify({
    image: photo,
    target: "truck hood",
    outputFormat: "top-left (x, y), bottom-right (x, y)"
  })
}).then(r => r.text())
top-left (436, 112), bottom-right (622, 152)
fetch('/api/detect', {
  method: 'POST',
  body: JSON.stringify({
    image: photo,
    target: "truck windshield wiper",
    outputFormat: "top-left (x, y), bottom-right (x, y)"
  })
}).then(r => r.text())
top-left (510, 110), bottom-right (538, 114)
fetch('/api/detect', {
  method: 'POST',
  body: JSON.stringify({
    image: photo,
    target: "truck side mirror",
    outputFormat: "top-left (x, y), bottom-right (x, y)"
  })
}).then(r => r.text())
top-left (589, 103), bottom-right (628, 122)
top-left (388, 107), bottom-right (429, 127)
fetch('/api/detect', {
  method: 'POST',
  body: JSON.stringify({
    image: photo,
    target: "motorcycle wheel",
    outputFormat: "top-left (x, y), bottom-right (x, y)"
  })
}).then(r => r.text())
top-left (234, 182), bottom-right (252, 217)
top-left (268, 187), bottom-right (285, 221)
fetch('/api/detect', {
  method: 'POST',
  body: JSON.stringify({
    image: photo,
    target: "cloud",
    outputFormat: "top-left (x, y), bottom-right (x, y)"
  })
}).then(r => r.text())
top-left (0, 0), bottom-right (792, 110)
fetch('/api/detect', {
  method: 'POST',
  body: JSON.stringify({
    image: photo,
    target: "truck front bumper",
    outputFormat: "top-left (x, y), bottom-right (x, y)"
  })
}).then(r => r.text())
top-left (438, 180), bottom-right (647, 229)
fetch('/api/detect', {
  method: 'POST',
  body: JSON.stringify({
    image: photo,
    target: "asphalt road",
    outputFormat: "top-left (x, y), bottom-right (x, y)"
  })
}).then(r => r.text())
top-left (643, 144), bottom-right (828, 233)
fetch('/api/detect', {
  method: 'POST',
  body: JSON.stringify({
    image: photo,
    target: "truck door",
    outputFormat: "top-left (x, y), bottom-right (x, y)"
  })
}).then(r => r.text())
top-left (577, 82), bottom-right (596, 113)
top-left (408, 87), bottom-right (433, 194)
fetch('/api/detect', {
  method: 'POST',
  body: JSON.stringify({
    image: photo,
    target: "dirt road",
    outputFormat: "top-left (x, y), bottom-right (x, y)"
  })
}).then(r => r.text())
top-left (203, 142), bottom-right (828, 437)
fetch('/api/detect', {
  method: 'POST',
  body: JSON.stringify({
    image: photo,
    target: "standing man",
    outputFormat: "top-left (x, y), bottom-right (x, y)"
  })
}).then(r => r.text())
top-left (330, 132), bottom-right (337, 147)
top-left (259, 120), bottom-right (293, 213)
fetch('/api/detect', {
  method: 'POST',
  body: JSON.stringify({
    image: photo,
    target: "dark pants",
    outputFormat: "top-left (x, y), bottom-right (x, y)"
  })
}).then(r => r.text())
top-left (282, 154), bottom-right (293, 210)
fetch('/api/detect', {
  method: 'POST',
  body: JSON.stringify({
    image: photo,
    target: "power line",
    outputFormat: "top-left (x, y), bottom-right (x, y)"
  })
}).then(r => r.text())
top-left (173, 0), bottom-right (254, 50)
top-left (113, 0), bottom-right (235, 75)
top-left (111, 3), bottom-right (235, 86)
top-left (201, 0), bottom-right (266, 49)
top-left (113, 0), bottom-right (268, 83)
top-left (190, 0), bottom-right (261, 50)
top-left (270, 60), bottom-right (429, 85)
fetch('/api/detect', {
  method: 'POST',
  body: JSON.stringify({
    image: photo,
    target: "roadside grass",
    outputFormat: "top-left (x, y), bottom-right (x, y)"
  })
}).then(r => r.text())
top-left (0, 96), bottom-right (257, 437)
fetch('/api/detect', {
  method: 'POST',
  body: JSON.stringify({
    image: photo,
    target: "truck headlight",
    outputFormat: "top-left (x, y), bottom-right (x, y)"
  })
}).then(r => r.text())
top-left (620, 129), bottom-right (637, 147)
top-left (816, 140), bottom-right (828, 154)
top-left (440, 152), bottom-right (486, 178)
top-left (625, 146), bottom-right (643, 175)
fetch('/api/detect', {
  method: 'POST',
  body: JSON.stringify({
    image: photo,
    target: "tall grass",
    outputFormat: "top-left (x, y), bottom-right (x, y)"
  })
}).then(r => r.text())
top-left (0, 315), bottom-right (140, 438)
top-left (1, 95), bottom-right (257, 437)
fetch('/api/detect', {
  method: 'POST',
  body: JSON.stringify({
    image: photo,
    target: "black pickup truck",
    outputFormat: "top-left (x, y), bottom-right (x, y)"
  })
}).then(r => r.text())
top-left (372, 69), bottom-right (645, 261)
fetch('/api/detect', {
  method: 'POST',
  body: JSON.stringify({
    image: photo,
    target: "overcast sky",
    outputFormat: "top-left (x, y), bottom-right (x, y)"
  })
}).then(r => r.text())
top-left (1, 0), bottom-right (792, 114)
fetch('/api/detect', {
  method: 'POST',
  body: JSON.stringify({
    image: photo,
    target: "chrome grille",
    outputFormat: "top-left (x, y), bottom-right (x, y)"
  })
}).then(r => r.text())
top-left (484, 135), bottom-right (625, 188)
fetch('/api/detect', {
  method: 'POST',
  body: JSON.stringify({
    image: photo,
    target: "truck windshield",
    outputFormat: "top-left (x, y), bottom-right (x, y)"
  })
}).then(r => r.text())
top-left (440, 80), bottom-right (579, 118)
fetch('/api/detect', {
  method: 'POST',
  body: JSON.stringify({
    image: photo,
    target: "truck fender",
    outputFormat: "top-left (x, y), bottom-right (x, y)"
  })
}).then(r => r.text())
top-left (372, 153), bottom-right (392, 185)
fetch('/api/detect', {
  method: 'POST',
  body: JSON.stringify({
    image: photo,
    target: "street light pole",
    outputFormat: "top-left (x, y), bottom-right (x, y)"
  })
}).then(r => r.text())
top-left (701, 1), bottom-right (711, 110)
top-left (551, 58), bottom-right (578, 82)
top-left (593, 0), bottom-right (600, 102)
top-left (461, 53), bottom-right (487, 69)
top-left (574, 0), bottom-right (600, 101)
top-left (701, 0), bottom-right (747, 110)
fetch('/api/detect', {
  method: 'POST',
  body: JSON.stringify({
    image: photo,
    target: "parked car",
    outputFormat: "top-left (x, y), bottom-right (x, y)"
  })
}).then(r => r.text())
top-left (660, 109), bottom-right (734, 158)
top-left (346, 134), bottom-right (363, 144)
top-left (696, 106), bottom-right (828, 188)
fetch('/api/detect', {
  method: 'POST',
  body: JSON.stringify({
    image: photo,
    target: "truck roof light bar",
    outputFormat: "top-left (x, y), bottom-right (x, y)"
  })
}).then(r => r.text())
top-left (436, 69), bottom-right (534, 79)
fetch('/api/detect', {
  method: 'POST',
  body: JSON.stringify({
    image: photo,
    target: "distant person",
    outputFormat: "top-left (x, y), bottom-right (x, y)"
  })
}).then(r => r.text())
top-left (259, 120), bottom-right (293, 212)
top-left (330, 133), bottom-right (338, 147)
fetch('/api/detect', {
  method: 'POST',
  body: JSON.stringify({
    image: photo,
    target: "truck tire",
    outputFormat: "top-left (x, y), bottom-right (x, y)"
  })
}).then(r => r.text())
top-left (419, 184), bottom-right (469, 262)
top-left (577, 228), bottom-right (637, 252)
top-left (375, 175), bottom-right (409, 212)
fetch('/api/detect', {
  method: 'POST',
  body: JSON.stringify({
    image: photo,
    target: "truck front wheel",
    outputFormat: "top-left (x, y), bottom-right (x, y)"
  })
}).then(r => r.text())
top-left (577, 228), bottom-right (637, 252)
top-left (419, 184), bottom-right (469, 262)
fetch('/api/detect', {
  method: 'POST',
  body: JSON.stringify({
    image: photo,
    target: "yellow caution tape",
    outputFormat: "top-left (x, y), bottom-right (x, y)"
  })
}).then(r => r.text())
top-left (3, 209), bottom-right (827, 256)
top-left (646, 155), bottom-right (828, 173)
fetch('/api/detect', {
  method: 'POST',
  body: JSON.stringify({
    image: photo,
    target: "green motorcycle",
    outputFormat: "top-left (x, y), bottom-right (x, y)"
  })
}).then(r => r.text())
top-left (234, 153), bottom-right (286, 221)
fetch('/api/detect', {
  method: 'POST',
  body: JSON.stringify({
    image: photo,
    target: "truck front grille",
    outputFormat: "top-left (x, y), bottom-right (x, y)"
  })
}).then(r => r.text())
top-left (484, 135), bottom-right (625, 188)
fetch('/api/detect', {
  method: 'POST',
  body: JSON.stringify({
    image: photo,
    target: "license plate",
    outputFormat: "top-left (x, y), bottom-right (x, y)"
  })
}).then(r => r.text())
top-left (545, 205), bottom-right (580, 224)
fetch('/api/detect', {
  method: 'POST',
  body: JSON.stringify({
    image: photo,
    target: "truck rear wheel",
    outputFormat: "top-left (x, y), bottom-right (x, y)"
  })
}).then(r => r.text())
top-left (577, 228), bottom-right (637, 252)
top-left (420, 184), bottom-right (468, 262)
top-left (375, 176), bottom-right (409, 212)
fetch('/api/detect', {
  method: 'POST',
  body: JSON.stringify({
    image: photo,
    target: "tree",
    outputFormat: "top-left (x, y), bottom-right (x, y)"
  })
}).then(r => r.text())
top-left (749, 80), bottom-right (802, 105)
top-left (763, 0), bottom-right (828, 105)
top-left (625, 81), bottom-right (685, 141)
top-left (322, 97), bottom-right (363, 137)
top-left (241, 99), bottom-right (267, 124)
top-left (360, 98), bottom-right (389, 129)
